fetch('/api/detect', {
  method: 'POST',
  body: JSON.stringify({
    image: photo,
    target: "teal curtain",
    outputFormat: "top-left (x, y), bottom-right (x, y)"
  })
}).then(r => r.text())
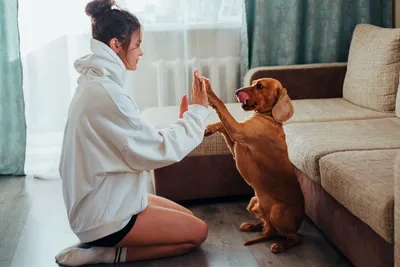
top-left (0, 0), bottom-right (26, 175)
top-left (241, 0), bottom-right (393, 80)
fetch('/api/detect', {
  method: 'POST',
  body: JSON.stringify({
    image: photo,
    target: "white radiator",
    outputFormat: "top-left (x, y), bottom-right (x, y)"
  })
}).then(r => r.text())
top-left (152, 56), bottom-right (241, 107)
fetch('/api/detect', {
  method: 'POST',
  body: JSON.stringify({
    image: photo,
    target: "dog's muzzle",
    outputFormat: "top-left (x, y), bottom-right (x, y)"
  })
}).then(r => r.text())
top-left (237, 91), bottom-right (250, 104)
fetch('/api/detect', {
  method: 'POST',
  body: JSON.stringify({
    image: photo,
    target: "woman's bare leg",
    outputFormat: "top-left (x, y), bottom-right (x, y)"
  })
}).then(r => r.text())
top-left (103, 204), bottom-right (207, 262)
top-left (56, 200), bottom-right (207, 266)
top-left (117, 204), bottom-right (207, 246)
top-left (148, 193), bottom-right (193, 215)
top-left (56, 205), bottom-right (208, 266)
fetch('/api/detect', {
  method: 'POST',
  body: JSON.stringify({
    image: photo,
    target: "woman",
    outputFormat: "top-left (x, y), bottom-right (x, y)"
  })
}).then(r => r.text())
top-left (55, 0), bottom-right (210, 266)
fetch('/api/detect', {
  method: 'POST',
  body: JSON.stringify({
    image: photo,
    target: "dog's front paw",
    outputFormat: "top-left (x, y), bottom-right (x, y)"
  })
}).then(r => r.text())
top-left (204, 125), bottom-right (216, 137)
top-left (204, 123), bottom-right (222, 137)
top-left (207, 96), bottom-right (219, 109)
top-left (202, 79), bottom-right (219, 108)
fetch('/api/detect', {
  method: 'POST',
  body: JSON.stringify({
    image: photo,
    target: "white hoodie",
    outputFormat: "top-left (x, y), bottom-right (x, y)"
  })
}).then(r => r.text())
top-left (59, 38), bottom-right (210, 243)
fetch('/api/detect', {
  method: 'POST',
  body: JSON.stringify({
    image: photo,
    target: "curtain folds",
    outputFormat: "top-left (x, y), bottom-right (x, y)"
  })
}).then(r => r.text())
top-left (0, 0), bottom-right (27, 176)
top-left (240, 0), bottom-right (393, 81)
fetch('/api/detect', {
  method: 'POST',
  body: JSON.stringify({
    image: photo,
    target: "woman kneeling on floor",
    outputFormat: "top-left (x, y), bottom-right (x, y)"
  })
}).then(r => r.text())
top-left (55, 0), bottom-right (210, 266)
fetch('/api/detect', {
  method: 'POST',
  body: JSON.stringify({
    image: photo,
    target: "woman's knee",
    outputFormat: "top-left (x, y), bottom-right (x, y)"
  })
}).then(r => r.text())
top-left (180, 206), bottom-right (194, 216)
top-left (191, 219), bottom-right (208, 246)
top-left (186, 209), bottom-right (195, 216)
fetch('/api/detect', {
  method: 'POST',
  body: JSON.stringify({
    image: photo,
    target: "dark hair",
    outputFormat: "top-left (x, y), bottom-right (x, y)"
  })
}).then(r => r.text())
top-left (85, 0), bottom-right (141, 54)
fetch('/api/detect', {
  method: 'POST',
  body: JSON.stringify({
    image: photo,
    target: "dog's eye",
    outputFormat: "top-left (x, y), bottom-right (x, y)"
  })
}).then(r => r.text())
top-left (256, 83), bottom-right (263, 89)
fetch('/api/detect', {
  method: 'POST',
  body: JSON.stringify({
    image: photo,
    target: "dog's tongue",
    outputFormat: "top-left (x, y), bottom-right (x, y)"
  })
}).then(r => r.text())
top-left (237, 91), bottom-right (249, 104)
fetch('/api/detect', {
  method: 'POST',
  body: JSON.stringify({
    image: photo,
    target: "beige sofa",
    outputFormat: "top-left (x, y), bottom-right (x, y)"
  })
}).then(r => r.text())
top-left (142, 24), bottom-right (400, 266)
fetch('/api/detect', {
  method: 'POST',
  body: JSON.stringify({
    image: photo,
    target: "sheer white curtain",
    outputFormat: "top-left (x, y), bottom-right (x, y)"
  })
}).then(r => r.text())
top-left (18, 0), bottom-right (243, 179)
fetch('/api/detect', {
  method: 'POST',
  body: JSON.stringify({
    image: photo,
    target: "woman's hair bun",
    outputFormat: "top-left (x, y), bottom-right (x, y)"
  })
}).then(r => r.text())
top-left (85, 0), bottom-right (115, 19)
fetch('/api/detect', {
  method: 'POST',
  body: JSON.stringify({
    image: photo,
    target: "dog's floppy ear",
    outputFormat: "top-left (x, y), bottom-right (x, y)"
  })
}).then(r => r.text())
top-left (272, 87), bottom-right (294, 123)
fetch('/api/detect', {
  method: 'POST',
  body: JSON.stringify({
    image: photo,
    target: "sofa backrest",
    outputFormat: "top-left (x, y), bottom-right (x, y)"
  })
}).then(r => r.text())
top-left (343, 24), bottom-right (400, 113)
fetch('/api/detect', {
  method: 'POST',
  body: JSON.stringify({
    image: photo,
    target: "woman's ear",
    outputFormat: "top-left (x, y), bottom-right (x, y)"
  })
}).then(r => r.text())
top-left (272, 87), bottom-right (294, 123)
top-left (109, 38), bottom-right (122, 53)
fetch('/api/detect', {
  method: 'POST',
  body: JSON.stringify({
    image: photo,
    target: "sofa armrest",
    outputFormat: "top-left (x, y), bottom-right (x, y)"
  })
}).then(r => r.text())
top-left (243, 62), bottom-right (347, 100)
top-left (395, 152), bottom-right (400, 267)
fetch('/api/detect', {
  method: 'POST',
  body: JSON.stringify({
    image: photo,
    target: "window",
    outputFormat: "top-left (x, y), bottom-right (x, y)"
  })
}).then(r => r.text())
top-left (120, 0), bottom-right (242, 30)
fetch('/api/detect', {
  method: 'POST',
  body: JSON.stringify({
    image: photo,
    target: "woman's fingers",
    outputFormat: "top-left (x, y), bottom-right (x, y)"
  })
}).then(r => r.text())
top-left (202, 79), bottom-right (207, 94)
top-left (179, 95), bottom-right (188, 118)
top-left (191, 69), bottom-right (198, 96)
top-left (193, 69), bottom-right (199, 89)
top-left (190, 70), bottom-right (209, 108)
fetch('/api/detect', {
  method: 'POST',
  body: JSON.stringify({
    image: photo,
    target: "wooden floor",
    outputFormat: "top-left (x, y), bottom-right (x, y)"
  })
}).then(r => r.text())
top-left (0, 175), bottom-right (353, 267)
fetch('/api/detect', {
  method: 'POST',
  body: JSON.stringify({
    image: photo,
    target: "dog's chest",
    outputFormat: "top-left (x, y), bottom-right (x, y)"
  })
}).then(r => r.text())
top-left (234, 139), bottom-right (287, 186)
top-left (234, 144), bottom-right (262, 182)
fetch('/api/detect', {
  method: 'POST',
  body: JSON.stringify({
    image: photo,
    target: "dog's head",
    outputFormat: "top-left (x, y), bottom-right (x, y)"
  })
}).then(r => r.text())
top-left (235, 78), bottom-right (294, 123)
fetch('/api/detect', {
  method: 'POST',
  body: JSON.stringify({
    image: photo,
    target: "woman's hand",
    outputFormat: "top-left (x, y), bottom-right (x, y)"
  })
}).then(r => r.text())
top-left (179, 95), bottom-right (188, 118)
top-left (191, 69), bottom-right (209, 108)
top-left (179, 69), bottom-right (208, 118)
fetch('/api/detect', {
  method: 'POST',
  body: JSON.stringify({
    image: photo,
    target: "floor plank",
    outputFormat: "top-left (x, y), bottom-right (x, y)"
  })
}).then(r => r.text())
top-left (1, 176), bottom-right (353, 267)
top-left (217, 201), bottom-right (350, 267)
top-left (0, 176), bottom-right (33, 263)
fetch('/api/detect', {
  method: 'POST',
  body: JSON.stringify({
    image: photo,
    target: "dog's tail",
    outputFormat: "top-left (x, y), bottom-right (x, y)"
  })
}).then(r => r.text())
top-left (244, 235), bottom-right (271, 246)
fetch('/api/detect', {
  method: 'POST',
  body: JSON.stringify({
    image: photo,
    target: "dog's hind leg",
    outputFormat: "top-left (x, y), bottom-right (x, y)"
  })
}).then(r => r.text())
top-left (269, 204), bottom-right (302, 253)
top-left (239, 221), bottom-right (263, 232)
top-left (270, 233), bottom-right (300, 253)
top-left (243, 223), bottom-right (277, 246)
top-left (240, 196), bottom-right (264, 232)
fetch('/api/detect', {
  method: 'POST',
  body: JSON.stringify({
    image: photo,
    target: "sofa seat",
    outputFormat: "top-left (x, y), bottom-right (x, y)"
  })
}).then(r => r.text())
top-left (319, 149), bottom-right (399, 244)
top-left (141, 99), bottom-right (395, 157)
top-left (284, 117), bottom-right (400, 183)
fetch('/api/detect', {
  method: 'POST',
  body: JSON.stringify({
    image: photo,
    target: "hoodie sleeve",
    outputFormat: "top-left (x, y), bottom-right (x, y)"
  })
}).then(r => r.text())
top-left (86, 88), bottom-right (210, 172)
top-left (121, 104), bottom-right (210, 171)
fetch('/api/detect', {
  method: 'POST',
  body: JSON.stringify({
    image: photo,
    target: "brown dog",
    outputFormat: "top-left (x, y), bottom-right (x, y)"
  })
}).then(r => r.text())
top-left (203, 77), bottom-right (305, 253)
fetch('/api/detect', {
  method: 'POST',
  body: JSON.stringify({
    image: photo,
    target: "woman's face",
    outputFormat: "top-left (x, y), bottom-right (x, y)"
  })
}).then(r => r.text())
top-left (112, 29), bottom-right (144, 71)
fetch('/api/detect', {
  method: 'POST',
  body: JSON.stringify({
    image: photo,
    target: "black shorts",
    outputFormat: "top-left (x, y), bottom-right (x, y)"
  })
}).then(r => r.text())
top-left (85, 214), bottom-right (138, 247)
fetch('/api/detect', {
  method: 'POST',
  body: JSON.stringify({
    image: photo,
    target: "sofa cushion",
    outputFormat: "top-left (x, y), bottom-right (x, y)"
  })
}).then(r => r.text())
top-left (320, 149), bottom-right (398, 244)
top-left (287, 98), bottom-right (394, 123)
top-left (342, 24), bottom-right (400, 112)
top-left (142, 99), bottom-right (394, 129)
top-left (142, 100), bottom-right (396, 157)
top-left (284, 118), bottom-right (400, 183)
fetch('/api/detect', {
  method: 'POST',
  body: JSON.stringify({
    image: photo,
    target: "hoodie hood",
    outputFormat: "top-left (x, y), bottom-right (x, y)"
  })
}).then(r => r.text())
top-left (74, 38), bottom-right (127, 87)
